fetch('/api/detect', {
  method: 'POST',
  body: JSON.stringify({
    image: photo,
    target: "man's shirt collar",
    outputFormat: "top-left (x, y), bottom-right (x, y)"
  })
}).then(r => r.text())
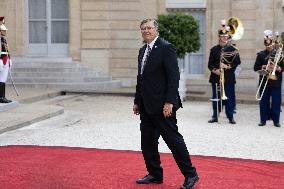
top-left (147, 36), bottom-right (158, 50)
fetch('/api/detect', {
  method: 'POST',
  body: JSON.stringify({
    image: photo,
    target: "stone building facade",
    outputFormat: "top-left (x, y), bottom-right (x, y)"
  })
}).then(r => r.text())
top-left (0, 0), bottom-right (283, 93)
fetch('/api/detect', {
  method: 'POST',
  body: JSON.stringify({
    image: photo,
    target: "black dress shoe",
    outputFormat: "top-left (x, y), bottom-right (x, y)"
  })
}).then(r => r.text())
top-left (258, 123), bottom-right (266, 126)
top-left (180, 175), bottom-right (199, 189)
top-left (229, 118), bottom-right (236, 124)
top-left (136, 174), bottom-right (163, 184)
top-left (274, 123), bottom-right (281, 127)
top-left (208, 118), bottom-right (218, 123)
top-left (3, 97), bottom-right (12, 103)
top-left (0, 97), bottom-right (11, 103)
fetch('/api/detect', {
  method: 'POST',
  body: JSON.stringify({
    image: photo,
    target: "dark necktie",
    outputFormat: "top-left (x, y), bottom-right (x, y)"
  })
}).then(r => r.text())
top-left (141, 45), bottom-right (151, 74)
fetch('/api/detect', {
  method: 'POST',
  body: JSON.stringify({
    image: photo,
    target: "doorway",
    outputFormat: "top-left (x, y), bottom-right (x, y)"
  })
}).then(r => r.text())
top-left (27, 0), bottom-right (69, 57)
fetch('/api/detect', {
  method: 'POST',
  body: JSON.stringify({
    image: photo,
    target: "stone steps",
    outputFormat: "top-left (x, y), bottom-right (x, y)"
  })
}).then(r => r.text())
top-left (11, 72), bottom-right (107, 78)
top-left (11, 67), bottom-right (101, 73)
top-left (7, 57), bottom-right (121, 91)
top-left (10, 80), bottom-right (121, 91)
top-left (7, 76), bottom-right (111, 83)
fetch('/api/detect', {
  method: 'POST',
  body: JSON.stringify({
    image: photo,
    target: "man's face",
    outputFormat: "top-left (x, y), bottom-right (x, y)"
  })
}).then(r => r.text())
top-left (0, 30), bottom-right (6, 36)
top-left (266, 46), bottom-right (273, 52)
top-left (219, 35), bottom-right (228, 46)
top-left (140, 21), bottom-right (158, 44)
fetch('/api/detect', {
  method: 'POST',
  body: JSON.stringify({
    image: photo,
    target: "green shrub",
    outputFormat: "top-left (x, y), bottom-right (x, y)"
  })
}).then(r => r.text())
top-left (157, 13), bottom-right (200, 58)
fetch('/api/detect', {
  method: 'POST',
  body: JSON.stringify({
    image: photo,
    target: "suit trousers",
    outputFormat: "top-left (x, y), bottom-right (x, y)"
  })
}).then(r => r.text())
top-left (211, 83), bottom-right (235, 119)
top-left (139, 101), bottom-right (197, 179)
top-left (259, 86), bottom-right (281, 124)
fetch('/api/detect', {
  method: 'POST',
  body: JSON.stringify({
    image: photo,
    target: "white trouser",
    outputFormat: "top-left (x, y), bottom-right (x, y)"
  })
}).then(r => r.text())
top-left (0, 58), bottom-right (10, 83)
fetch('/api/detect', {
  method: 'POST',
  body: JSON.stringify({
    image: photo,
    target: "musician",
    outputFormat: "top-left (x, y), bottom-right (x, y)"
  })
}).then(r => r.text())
top-left (208, 20), bottom-right (241, 124)
top-left (0, 17), bottom-right (12, 103)
top-left (254, 30), bottom-right (283, 127)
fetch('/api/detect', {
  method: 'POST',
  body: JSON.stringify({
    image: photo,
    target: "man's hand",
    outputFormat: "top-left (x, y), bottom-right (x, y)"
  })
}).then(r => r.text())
top-left (267, 64), bottom-right (274, 72)
top-left (133, 104), bottom-right (140, 115)
top-left (276, 65), bottom-right (282, 72)
top-left (163, 103), bottom-right (173, 118)
top-left (220, 63), bottom-right (230, 70)
top-left (213, 69), bottom-right (221, 75)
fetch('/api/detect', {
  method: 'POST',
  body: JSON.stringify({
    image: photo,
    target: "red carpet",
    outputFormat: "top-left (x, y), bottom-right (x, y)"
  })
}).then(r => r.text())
top-left (0, 146), bottom-right (283, 189)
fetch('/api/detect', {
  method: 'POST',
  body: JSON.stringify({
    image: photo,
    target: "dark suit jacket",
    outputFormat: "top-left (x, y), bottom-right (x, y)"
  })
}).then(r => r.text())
top-left (134, 37), bottom-right (182, 115)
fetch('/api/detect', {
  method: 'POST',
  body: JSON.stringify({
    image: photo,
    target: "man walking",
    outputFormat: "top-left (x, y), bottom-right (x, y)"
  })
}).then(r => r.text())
top-left (133, 18), bottom-right (199, 189)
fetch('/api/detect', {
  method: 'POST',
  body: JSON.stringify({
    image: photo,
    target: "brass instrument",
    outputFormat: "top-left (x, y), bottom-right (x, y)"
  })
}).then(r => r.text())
top-left (256, 43), bottom-right (284, 100)
top-left (227, 17), bottom-right (244, 41)
top-left (269, 43), bottom-right (283, 80)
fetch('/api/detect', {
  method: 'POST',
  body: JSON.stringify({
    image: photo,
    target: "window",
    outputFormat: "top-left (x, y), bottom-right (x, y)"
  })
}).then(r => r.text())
top-left (167, 9), bottom-right (206, 76)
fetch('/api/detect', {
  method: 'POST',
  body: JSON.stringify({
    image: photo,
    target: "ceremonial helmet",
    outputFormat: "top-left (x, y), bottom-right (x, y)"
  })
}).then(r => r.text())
top-left (263, 30), bottom-right (273, 47)
top-left (0, 16), bottom-right (7, 31)
top-left (274, 31), bottom-right (281, 45)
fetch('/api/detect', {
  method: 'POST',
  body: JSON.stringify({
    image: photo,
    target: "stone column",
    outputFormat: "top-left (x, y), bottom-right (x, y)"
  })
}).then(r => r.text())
top-left (69, 0), bottom-right (81, 60)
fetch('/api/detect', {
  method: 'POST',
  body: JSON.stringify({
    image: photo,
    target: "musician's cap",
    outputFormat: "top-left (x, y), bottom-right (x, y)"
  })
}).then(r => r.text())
top-left (263, 30), bottom-right (273, 47)
top-left (218, 19), bottom-right (230, 37)
top-left (0, 17), bottom-right (4, 24)
top-left (0, 24), bottom-right (7, 31)
top-left (274, 31), bottom-right (281, 44)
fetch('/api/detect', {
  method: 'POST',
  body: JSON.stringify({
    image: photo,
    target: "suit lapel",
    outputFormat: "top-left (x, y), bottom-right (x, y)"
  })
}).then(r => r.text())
top-left (138, 45), bottom-right (147, 74)
top-left (142, 38), bottom-right (161, 74)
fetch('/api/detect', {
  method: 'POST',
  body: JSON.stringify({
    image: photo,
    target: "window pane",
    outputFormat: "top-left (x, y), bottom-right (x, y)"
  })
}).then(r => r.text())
top-left (186, 11), bottom-right (205, 74)
top-left (51, 21), bottom-right (69, 43)
top-left (168, 9), bottom-right (205, 75)
top-left (188, 55), bottom-right (203, 74)
top-left (29, 0), bottom-right (46, 19)
top-left (29, 21), bottom-right (47, 43)
top-left (51, 0), bottom-right (69, 19)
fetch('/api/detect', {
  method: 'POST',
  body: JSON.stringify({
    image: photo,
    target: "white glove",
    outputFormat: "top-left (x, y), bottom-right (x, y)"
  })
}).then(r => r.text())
top-left (0, 59), bottom-right (3, 72)
top-left (234, 65), bottom-right (242, 76)
top-left (9, 59), bottom-right (12, 68)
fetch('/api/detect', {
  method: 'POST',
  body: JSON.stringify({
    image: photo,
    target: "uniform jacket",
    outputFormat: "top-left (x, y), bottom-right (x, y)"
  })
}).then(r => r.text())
top-left (208, 44), bottom-right (241, 84)
top-left (254, 49), bottom-right (284, 87)
top-left (134, 37), bottom-right (182, 114)
top-left (0, 36), bottom-right (8, 65)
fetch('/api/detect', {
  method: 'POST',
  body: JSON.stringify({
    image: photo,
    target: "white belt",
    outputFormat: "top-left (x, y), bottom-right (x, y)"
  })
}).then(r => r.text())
top-left (1, 52), bottom-right (8, 55)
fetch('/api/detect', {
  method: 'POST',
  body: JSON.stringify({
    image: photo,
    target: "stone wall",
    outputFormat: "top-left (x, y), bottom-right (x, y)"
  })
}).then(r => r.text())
top-left (79, 0), bottom-right (165, 86)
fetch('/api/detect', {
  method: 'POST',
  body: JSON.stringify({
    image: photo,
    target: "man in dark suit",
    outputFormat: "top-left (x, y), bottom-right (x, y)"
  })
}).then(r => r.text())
top-left (133, 18), bottom-right (198, 189)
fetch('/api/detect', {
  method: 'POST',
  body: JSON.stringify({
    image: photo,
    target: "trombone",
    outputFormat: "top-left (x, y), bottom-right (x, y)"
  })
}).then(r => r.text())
top-left (256, 43), bottom-right (284, 101)
top-left (215, 47), bottom-right (238, 113)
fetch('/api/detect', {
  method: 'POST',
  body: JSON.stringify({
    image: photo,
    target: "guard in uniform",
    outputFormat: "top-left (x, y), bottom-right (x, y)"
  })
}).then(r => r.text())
top-left (208, 20), bottom-right (241, 124)
top-left (254, 30), bottom-right (283, 127)
top-left (0, 17), bottom-right (12, 103)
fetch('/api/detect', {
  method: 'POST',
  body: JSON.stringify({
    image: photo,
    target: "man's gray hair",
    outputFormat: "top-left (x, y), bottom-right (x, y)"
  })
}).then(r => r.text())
top-left (140, 18), bottom-right (158, 30)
